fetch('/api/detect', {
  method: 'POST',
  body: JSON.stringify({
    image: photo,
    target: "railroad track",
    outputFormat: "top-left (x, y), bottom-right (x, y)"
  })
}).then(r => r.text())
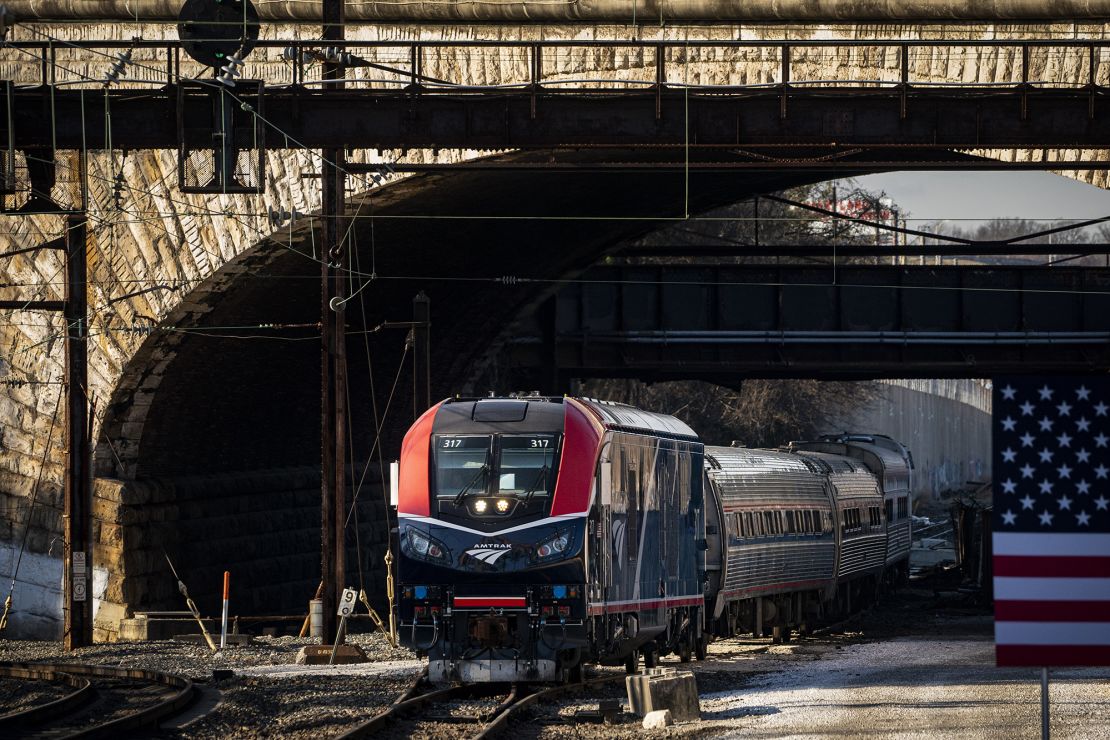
top-left (339, 667), bottom-right (625, 739)
top-left (0, 662), bottom-right (196, 739)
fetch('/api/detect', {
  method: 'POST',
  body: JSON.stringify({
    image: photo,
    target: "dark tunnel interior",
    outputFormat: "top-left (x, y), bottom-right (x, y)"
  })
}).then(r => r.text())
top-left (99, 152), bottom-right (838, 619)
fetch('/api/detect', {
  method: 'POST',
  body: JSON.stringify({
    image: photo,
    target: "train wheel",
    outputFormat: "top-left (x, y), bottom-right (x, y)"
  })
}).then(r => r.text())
top-left (568, 663), bottom-right (584, 684)
top-left (695, 635), bottom-right (708, 661)
top-left (643, 645), bottom-right (659, 668)
top-left (678, 637), bottom-right (692, 663)
top-left (625, 650), bottom-right (639, 674)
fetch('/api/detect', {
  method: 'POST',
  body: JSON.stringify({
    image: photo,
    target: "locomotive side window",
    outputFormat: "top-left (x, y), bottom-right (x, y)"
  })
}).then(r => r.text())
top-left (498, 435), bottom-right (558, 497)
top-left (433, 435), bottom-right (492, 498)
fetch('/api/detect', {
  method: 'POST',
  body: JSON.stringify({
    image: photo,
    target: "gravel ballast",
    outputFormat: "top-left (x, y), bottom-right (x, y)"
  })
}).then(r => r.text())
top-left (1, 594), bottom-right (1108, 738)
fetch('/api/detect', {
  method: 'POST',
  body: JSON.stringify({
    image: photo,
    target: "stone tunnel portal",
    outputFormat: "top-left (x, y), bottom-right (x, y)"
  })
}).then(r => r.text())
top-left (91, 155), bottom-right (826, 637)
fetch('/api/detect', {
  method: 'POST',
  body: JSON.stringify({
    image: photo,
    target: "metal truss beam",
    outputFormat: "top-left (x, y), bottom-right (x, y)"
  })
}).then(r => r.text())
top-left (507, 264), bottom-right (1110, 379)
top-left (6, 85), bottom-right (1110, 153)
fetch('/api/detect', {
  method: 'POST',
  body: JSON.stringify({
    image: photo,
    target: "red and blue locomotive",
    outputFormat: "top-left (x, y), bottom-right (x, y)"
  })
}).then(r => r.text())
top-left (396, 395), bottom-right (705, 682)
top-left (396, 395), bottom-right (913, 682)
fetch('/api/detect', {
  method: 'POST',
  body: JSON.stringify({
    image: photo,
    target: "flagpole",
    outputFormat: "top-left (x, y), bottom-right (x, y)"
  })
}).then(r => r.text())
top-left (1041, 667), bottom-right (1050, 740)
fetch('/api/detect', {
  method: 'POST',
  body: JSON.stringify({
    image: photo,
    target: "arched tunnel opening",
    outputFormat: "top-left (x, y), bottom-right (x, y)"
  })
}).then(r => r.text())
top-left (92, 152), bottom-right (835, 631)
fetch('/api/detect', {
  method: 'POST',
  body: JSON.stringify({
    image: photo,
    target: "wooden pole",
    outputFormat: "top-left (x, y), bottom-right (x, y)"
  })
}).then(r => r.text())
top-left (319, 0), bottom-right (346, 644)
top-left (63, 213), bottom-right (91, 650)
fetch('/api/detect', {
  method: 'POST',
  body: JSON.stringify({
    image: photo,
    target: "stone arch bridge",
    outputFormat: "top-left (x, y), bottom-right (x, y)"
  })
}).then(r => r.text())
top-left (1, 20), bottom-right (1108, 638)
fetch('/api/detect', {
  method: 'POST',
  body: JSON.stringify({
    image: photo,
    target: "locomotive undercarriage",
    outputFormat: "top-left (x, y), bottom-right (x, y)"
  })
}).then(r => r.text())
top-left (586, 606), bottom-right (707, 672)
top-left (422, 611), bottom-right (589, 683)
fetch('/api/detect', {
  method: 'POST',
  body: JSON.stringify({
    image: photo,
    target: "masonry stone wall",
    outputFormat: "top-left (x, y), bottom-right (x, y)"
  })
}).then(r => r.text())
top-left (90, 466), bottom-right (387, 642)
top-left (1, 21), bottom-right (1105, 638)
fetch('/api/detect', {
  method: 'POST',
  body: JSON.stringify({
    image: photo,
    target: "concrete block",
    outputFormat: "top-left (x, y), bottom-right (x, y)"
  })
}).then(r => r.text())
top-left (626, 668), bottom-right (701, 723)
top-left (295, 644), bottom-right (369, 665)
top-left (643, 709), bottom-right (673, 729)
top-left (119, 615), bottom-right (217, 641)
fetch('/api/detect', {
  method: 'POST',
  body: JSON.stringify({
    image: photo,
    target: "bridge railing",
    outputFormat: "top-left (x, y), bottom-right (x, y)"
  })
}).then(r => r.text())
top-left (2, 37), bottom-right (1108, 96)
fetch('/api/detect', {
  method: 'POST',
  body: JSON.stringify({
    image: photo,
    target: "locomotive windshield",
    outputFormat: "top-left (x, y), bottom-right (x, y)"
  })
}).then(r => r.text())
top-left (433, 432), bottom-right (562, 526)
top-left (433, 435), bottom-right (491, 499)
top-left (497, 435), bottom-right (557, 498)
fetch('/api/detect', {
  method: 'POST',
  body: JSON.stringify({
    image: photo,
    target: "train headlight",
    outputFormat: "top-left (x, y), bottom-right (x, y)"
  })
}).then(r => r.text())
top-left (404, 528), bottom-right (449, 563)
top-left (474, 499), bottom-right (488, 514)
top-left (535, 531), bottom-right (569, 560)
top-left (496, 498), bottom-right (511, 513)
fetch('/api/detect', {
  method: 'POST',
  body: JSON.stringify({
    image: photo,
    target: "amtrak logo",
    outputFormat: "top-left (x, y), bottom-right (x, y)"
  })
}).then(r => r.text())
top-left (466, 543), bottom-right (512, 565)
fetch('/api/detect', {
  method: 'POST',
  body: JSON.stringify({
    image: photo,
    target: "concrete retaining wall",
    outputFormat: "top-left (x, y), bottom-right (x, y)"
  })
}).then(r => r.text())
top-left (827, 379), bottom-right (992, 502)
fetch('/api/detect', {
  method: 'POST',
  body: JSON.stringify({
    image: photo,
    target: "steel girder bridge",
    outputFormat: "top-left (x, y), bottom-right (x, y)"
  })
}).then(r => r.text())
top-left (1, 38), bottom-right (1110, 174)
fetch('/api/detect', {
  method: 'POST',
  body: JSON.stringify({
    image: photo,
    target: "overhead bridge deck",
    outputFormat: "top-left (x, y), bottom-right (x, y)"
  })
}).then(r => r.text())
top-left (508, 265), bottom-right (1110, 381)
top-left (3, 39), bottom-right (1110, 154)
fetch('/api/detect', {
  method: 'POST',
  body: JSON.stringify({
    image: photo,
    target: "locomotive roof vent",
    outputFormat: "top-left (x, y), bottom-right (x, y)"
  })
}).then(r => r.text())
top-left (472, 399), bottom-right (529, 422)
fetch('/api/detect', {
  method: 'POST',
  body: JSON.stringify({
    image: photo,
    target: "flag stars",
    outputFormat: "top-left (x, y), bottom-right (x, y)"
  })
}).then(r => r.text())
top-left (1002, 510), bottom-right (1017, 526)
top-left (1039, 417), bottom-right (1055, 432)
top-left (1095, 495), bottom-right (1109, 511)
top-left (1077, 480), bottom-right (1091, 495)
top-left (1038, 385), bottom-right (1055, 400)
top-left (1002, 385), bottom-right (1017, 400)
top-left (1056, 401), bottom-right (1073, 417)
top-left (1076, 511), bottom-right (1091, 526)
top-left (1077, 417), bottom-right (1092, 433)
top-left (1020, 432), bottom-right (1036, 448)
top-left (1020, 464), bottom-right (1036, 479)
top-left (1077, 448), bottom-right (1091, 464)
top-left (1002, 448), bottom-right (1017, 463)
top-left (1038, 448), bottom-right (1054, 463)
top-left (1001, 416), bottom-right (1017, 432)
top-left (1020, 495), bottom-right (1036, 510)
top-left (1077, 385), bottom-right (1092, 401)
top-left (1038, 479), bottom-right (1054, 495)
top-left (1002, 479), bottom-right (1017, 494)
top-left (1057, 432), bottom-right (1072, 448)
top-left (1095, 464), bottom-right (1109, 479)
top-left (1038, 510), bottom-right (1054, 526)
top-left (1095, 433), bottom-right (1109, 449)
top-left (1057, 464), bottom-right (1072, 479)
top-left (1096, 401), bottom-right (1109, 417)
top-left (1020, 401), bottom-right (1036, 416)
top-left (1057, 494), bottom-right (1073, 510)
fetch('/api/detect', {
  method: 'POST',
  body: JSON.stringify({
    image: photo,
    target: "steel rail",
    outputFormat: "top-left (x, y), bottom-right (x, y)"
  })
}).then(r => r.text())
top-left (475, 673), bottom-right (627, 739)
top-left (0, 665), bottom-right (93, 729)
top-left (0, 662), bottom-right (197, 738)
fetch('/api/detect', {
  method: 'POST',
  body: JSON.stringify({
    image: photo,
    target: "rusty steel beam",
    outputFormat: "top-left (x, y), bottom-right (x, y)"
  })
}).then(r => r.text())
top-left (6, 86), bottom-right (1110, 152)
top-left (8, 0), bottom-right (1110, 23)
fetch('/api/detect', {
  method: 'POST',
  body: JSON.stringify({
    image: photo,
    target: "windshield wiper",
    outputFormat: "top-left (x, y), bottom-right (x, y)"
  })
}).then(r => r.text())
top-left (520, 465), bottom-right (550, 504)
top-left (453, 464), bottom-right (489, 507)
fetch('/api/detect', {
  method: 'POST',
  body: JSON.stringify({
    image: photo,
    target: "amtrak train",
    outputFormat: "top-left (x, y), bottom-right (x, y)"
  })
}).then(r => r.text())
top-left (395, 396), bottom-right (912, 682)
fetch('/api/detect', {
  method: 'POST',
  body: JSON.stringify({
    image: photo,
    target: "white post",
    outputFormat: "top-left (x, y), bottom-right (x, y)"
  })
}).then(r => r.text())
top-left (220, 570), bottom-right (230, 649)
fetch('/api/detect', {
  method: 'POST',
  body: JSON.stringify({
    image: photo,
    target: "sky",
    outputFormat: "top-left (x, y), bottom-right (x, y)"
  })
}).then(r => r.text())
top-left (841, 171), bottom-right (1110, 228)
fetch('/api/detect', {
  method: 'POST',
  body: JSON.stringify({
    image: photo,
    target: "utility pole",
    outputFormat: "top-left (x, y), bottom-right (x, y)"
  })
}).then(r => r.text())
top-left (319, 0), bottom-right (346, 645)
top-left (413, 293), bottom-right (431, 417)
top-left (63, 214), bottom-right (91, 649)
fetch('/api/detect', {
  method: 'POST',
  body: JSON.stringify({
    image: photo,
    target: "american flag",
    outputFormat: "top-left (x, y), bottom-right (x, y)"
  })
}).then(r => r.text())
top-left (992, 376), bottom-right (1110, 667)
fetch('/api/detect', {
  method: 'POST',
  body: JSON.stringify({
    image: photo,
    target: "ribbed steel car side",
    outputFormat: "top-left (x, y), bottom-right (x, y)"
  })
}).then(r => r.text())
top-left (704, 447), bottom-right (837, 617)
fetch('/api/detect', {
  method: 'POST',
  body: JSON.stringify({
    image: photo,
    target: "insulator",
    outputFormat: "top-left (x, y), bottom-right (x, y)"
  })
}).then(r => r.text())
top-left (112, 172), bottom-right (125, 209)
top-left (102, 49), bottom-right (133, 88)
top-left (216, 53), bottom-right (245, 88)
